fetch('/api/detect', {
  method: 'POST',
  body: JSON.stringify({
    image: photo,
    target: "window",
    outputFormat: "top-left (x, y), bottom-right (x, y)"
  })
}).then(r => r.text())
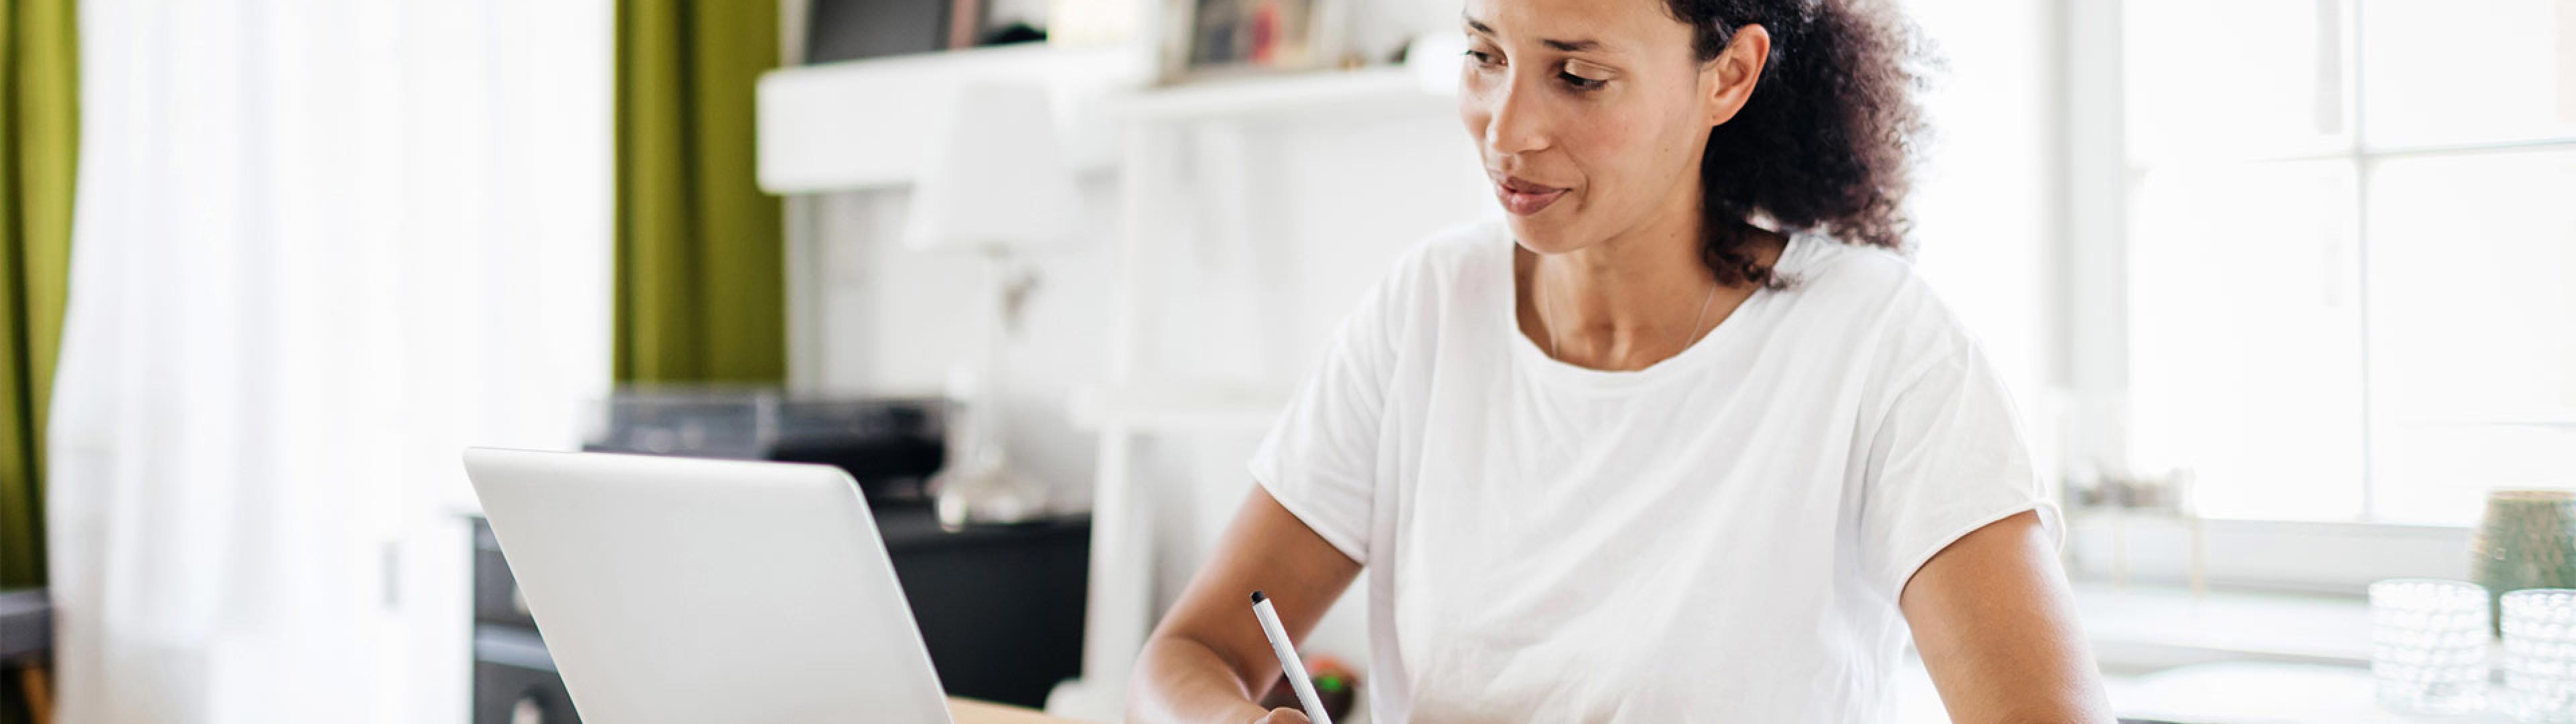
top-left (2116, 0), bottom-right (2576, 526)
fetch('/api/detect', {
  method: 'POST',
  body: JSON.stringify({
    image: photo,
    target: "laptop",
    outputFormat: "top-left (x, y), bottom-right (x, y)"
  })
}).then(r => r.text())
top-left (463, 447), bottom-right (955, 723)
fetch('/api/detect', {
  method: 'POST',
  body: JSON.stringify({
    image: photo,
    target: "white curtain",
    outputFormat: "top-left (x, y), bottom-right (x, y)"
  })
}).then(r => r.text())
top-left (49, 1), bottom-right (611, 722)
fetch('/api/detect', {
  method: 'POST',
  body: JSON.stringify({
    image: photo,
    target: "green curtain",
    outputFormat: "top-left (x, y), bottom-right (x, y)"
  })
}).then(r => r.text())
top-left (0, 0), bottom-right (76, 590)
top-left (614, 0), bottom-right (785, 383)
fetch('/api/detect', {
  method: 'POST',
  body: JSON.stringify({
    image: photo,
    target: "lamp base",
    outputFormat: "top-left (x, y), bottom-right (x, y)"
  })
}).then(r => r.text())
top-left (932, 446), bottom-right (1046, 530)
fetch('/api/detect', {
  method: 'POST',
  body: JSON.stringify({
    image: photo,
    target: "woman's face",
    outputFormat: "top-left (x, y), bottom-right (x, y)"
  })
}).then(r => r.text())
top-left (1459, 0), bottom-right (1762, 255)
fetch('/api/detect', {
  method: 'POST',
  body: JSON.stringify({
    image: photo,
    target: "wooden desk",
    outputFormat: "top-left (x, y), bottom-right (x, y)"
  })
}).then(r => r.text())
top-left (950, 697), bottom-right (1093, 724)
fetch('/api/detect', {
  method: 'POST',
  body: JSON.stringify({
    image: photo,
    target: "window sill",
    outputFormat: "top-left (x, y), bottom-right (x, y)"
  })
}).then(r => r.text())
top-left (2074, 581), bottom-right (2373, 674)
top-left (2063, 516), bottom-right (2473, 594)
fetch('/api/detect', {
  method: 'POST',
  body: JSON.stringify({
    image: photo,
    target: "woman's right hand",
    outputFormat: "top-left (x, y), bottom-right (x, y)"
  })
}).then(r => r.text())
top-left (1250, 709), bottom-right (1313, 724)
top-left (1126, 487), bottom-right (1361, 724)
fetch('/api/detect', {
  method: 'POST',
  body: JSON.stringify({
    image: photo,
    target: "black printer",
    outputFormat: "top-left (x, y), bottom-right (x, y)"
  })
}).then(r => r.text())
top-left (581, 387), bottom-right (949, 505)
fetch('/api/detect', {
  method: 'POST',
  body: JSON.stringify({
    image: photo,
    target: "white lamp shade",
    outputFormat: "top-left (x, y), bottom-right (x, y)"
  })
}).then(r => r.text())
top-left (902, 82), bottom-right (1082, 253)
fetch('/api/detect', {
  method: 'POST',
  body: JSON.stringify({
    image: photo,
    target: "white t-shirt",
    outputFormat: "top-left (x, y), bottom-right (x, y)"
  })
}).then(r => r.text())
top-left (1248, 219), bottom-right (2059, 723)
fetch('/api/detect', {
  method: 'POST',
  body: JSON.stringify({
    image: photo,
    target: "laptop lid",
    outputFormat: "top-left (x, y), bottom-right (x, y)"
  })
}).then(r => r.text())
top-left (463, 447), bottom-right (953, 723)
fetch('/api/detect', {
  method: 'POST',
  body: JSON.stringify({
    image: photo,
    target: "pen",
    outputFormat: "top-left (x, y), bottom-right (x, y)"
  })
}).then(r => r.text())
top-left (1249, 591), bottom-right (1334, 724)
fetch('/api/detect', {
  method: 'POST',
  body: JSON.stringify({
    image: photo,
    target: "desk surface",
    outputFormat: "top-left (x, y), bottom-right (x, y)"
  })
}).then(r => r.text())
top-left (2105, 662), bottom-right (2504, 723)
top-left (951, 697), bottom-right (1092, 724)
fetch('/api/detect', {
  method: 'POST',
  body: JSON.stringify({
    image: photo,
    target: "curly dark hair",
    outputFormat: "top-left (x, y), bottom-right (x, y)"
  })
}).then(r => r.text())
top-left (1663, 0), bottom-right (1925, 287)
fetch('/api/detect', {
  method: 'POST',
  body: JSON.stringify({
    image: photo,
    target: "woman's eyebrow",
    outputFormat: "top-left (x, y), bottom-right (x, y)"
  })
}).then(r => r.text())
top-left (1462, 15), bottom-right (1605, 52)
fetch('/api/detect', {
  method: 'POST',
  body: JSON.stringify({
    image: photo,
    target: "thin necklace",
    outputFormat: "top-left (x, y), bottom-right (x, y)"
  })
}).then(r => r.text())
top-left (1543, 263), bottom-right (1721, 364)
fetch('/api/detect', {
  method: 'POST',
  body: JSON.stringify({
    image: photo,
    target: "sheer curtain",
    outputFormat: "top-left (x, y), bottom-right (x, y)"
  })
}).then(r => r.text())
top-left (49, 1), bottom-right (610, 722)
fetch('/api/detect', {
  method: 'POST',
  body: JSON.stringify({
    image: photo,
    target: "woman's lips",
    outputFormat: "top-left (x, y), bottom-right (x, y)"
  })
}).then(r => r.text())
top-left (1492, 174), bottom-right (1568, 216)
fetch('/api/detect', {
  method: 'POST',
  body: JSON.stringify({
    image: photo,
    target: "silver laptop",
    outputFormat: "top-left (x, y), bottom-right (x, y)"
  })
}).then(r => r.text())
top-left (463, 447), bottom-right (955, 723)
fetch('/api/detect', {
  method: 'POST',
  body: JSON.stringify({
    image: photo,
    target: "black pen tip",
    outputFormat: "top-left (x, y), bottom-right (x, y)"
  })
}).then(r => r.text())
top-left (1250, 591), bottom-right (1267, 604)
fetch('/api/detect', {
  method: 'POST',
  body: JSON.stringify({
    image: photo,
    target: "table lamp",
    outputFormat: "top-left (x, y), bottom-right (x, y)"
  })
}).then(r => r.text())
top-left (903, 82), bottom-right (1080, 529)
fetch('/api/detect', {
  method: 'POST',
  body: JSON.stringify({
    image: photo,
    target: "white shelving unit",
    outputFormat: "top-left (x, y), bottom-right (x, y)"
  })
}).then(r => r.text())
top-left (755, 44), bottom-right (1458, 721)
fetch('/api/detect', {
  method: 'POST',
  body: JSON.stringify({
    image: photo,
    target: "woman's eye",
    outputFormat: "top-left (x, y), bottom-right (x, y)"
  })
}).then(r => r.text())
top-left (1559, 71), bottom-right (1607, 91)
top-left (1464, 49), bottom-right (1500, 68)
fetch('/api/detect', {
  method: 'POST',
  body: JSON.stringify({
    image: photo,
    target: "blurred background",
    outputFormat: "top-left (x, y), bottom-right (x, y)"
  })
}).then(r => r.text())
top-left (1, 0), bottom-right (2570, 722)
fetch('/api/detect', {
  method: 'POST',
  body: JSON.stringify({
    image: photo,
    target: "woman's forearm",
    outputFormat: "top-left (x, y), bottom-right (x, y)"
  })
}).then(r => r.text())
top-left (1128, 632), bottom-right (1275, 724)
top-left (1129, 488), bottom-right (1358, 724)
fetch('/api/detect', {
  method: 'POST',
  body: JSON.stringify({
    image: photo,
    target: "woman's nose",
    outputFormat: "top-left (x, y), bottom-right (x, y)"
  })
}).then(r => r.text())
top-left (1481, 75), bottom-right (1549, 158)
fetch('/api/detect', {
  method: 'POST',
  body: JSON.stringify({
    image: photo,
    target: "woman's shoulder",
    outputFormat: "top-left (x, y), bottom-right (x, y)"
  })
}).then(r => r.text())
top-left (1362, 217), bottom-right (1514, 310)
top-left (1400, 216), bottom-right (1513, 280)
top-left (1775, 235), bottom-right (1982, 364)
top-left (1776, 232), bottom-right (1922, 300)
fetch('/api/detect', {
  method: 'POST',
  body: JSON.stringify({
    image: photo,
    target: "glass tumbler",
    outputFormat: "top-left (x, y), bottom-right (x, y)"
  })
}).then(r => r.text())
top-left (2371, 578), bottom-right (2491, 715)
top-left (2505, 589), bottom-right (2576, 722)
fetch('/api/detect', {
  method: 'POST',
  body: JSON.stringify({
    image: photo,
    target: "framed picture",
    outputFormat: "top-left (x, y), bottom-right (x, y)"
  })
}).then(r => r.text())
top-left (1157, 0), bottom-right (1350, 82)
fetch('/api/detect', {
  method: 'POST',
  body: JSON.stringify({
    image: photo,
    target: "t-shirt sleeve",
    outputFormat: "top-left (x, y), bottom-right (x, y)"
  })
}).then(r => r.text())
top-left (1859, 340), bottom-right (2063, 596)
top-left (1246, 259), bottom-right (1412, 566)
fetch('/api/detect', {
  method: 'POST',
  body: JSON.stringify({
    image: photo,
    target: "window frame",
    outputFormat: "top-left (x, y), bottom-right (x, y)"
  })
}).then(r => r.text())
top-left (2057, 0), bottom-right (2576, 589)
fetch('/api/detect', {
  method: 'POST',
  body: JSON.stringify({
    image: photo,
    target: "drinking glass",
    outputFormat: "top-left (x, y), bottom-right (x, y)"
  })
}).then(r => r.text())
top-left (2504, 588), bottom-right (2576, 722)
top-left (2371, 578), bottom-right (2491, 715)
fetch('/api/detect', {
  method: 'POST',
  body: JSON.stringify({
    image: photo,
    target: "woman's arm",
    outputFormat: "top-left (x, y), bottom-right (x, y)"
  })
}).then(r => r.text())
top-left (1128, 487), bottom-right (1363, 724)
top-left (1901, 510), bottom-right (2114, 723)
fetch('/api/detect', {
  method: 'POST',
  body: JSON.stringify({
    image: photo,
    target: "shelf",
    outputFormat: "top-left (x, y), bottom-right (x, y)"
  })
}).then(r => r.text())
top-left (1105, 65), bottom-right (1453, 122)
top-left (755, 45), bottom-right (1150, 192)
top-left (756, 45), bottom-right (1466, 192)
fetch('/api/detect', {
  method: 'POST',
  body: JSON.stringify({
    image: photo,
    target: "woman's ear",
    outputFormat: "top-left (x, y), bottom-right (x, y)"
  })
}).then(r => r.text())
top-left (1703, 24), bottom-right (1772, 127)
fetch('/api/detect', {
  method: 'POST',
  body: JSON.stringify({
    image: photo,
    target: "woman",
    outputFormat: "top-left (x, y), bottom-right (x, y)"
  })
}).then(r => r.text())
top-left (1130, 0), bottom-right (2112, 721)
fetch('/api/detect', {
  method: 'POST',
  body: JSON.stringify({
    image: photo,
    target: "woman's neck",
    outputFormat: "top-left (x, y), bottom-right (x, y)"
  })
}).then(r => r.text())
top-left (1516, 213), bottom-right (1782, 372)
